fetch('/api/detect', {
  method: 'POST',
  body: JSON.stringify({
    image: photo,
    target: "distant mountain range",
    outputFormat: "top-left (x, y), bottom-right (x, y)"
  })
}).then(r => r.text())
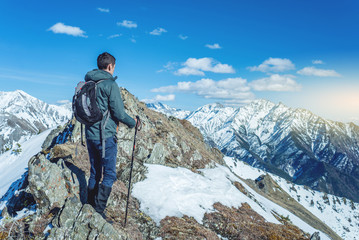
top-left (0, 90), bottom-right (72, 153)
top-left (145, 102), bottom-right (191, 119)
top-left (147, 101), bottom-right (359, 202)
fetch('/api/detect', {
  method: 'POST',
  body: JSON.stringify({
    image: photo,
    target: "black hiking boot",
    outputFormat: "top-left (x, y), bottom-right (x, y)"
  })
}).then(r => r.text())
top-left (100, 211), bottom-right (114, 224)
top-left (87, 185), bottom-right (98, 207)
top-left (94, 184), bottom-right (112, 218)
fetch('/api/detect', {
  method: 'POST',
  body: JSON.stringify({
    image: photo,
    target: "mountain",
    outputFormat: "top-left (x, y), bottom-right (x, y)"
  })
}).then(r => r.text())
top-left (0, 89), bottom-right (349, 239)
top-left (145, 102), bottom-right (191, 119)
top-left (187, 100), bottom-right (359, 202)
top-left (149, 100), bottom-right (359, 202)
top-left (0, 90), bottom-right (72, 153)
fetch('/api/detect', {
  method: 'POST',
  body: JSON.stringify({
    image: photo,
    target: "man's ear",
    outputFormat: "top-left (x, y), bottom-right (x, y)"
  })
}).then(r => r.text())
top-left (109, 63), bottom-right (115, 72)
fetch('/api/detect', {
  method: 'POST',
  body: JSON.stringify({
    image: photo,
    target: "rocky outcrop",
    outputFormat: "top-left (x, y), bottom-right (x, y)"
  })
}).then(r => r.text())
top-left (49, 197), bottom-right (128, 240)
top-left (203, 202), bottom-right (310, 240)
top-left (28, 153), bottom-right (81, 213)
top-left (245, 174), bottom-right (342, 240)
top-left (160, 216), bottom-right (219, 240)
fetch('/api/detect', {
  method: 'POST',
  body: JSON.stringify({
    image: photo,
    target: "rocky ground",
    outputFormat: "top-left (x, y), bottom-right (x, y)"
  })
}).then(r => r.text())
top-left (0, 89), bottom-right (318, 239)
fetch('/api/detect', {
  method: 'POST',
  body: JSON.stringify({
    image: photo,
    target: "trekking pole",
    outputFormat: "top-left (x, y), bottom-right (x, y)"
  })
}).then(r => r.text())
top-left (124, 115), bottom-right (141, 227)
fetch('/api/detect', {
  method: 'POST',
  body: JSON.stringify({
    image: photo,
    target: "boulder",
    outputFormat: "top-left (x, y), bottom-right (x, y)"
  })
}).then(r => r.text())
top-left (49, 196), bottom-right (128, 240)
top-left (28, 153), bottom-right (81, 213)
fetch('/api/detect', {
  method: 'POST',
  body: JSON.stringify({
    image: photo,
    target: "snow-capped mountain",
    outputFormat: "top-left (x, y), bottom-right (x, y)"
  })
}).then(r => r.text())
top-left (150, 100), bottom-right (359, 202)
top-left (0, 90), bottom-right (72, 153)
top-left (145, 102), bottom-right (191, 119)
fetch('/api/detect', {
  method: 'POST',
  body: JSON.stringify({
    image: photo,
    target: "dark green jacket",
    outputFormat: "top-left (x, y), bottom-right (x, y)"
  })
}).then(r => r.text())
top-left (84, 69), bottom-right (136, 140)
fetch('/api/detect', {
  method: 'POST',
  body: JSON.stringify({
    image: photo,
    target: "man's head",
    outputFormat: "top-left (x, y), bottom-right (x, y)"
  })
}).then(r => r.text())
top-left (97, 52), bottom-right (116, 75)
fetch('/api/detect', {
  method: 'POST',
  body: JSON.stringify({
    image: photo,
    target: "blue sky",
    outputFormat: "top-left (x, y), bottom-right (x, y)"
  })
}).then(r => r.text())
top-left (0, 0), bottom-right (358, 123)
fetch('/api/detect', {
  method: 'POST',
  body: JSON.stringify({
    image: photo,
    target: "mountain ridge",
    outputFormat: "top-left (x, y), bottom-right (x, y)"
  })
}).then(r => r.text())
top-left (148, 99), bottom-right (359, 202)
top-left (0, 90), bottom-right (72, 153)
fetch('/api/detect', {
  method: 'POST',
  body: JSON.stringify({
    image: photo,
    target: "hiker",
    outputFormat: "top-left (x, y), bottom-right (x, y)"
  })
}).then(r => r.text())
top-left (84, 52), bottom-right (136, 218)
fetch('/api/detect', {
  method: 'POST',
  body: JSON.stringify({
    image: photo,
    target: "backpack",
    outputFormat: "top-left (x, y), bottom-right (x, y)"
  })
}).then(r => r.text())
top-left (73, 80), bottom-right (104, 125)
top-left (72, 80), bottom-right (110, 157)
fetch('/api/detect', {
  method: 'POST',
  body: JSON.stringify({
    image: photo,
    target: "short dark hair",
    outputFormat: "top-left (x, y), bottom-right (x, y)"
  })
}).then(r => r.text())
top-left (97, 52), bottom-right (116, 70)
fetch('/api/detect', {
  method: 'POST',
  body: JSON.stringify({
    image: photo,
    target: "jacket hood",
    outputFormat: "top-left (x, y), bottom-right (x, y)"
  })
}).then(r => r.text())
top-left (84, 69), bottom-right (118, 82)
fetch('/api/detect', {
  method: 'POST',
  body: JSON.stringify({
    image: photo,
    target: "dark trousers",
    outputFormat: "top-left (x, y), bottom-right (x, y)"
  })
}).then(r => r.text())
top-left (87, 136), bottom-right (118, 189)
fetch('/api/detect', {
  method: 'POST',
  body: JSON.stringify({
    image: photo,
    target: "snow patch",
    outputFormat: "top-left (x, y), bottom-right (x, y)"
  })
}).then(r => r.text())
top-left (132, 163), bottom-right (329, 239)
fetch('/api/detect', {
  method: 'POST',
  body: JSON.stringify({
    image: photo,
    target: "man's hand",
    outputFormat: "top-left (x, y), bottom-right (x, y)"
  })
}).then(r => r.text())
top-left (135, 116), bottom-right (141, 130)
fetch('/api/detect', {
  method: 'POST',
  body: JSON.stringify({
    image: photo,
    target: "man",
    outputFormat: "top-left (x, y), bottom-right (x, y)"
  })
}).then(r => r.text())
top-left (85, 52), bottom-right (136, 218)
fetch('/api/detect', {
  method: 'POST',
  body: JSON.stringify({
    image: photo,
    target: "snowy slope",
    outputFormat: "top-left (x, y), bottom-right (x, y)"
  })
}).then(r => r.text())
top-left (146, 102), bottom-right (191, 119)
top-left (0, 128), bottom-right (53, 207)
top-left (225, 157), bottom-right (359, 240)
top-left (132, 163), bottom-right (330, 240)
top-left (0, 90), bottom-right (72, 152)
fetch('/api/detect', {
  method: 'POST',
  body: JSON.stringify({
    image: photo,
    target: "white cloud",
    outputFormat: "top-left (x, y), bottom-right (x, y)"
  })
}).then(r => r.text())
top-left (312, 59), bottom-right (324, 64)
top-left (249, 74), bottom-right (301, 92)
top-left (117, 20), bottom-right (137, 28)
top-left (107, 34), bottom-right (121, 39)
top-left (152, 77), bottom-right (253, 101)
top-left (155, 94), bottom-right (175, 101)
top-left (205, 43), bottom-right (222, 49)
top-left (179, 34), bottom-right (188, 40)
top-left (150, 27), bottom-right (167, 35)
top-left (97, 8), bottom-right (109, 13)
top-left (176, 67), bottom-right (205, 76)
top-left (248, 57), bottom-right (295, 72)
top-left (48, 22), bottom-right (87, 38)
top-left (57, 100), bottom-right (71, 104)
top-left (297, 67), bottom-right (341, 77)
top-left (175, 57), bottom-right (235, 76)
top-left (142, 94), bottom-right (175, 103)
top-left (157, 62), bottom-right (180, 73)
top-left (130, 38), bottom-right (136, 43)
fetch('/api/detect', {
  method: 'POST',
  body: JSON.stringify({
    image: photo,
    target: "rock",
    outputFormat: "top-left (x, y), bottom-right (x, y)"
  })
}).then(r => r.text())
top-left (42, 121), bottom-right (75, 151)
top-left (49, 196), bottom-right (128, 240)
top-left (310, 232), bottom-right (321, 240)
top-left (146, 143), bottom-right (168, 165)
top-left (160, 215), bottom-right (219, 240)
top-left (203, 202), bottom-right (310, 240)
top-left (28, 153), bottom-right (81, 213)
top-left (41, 126), bottom-right (63, 150)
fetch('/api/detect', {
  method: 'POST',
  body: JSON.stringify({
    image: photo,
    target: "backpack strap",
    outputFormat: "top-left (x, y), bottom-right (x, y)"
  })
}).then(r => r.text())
top-left (86, 79), bottom-right (110, 158)
top-left (101, 110), bottom-right (110, 158)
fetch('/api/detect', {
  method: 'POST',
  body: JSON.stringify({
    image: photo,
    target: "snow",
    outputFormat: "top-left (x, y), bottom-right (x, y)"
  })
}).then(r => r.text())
top-left (43, 223), bottom-right (53, 237)
top-left (13, 205), bottom-right (36, 221)
top-left (132, 163), bottom-right (329, 239)
top-left (0, 129), bottom-right (53, 199)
